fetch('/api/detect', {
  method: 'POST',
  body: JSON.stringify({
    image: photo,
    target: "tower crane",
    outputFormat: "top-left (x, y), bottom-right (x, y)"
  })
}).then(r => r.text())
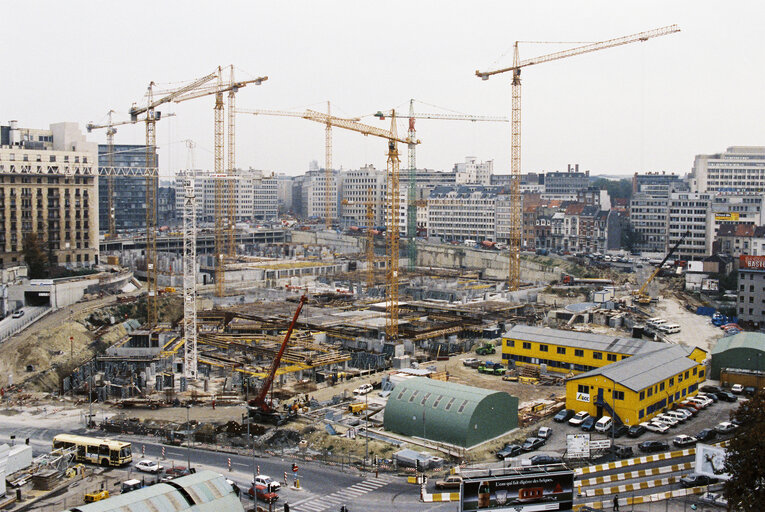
top-left (341, 187), bottom-right (381, 291)
top-left (375, 100), bottom-right (508, 271)
top-left (129, 69), bottom-right (219, 327)
top-left (240, 108), bottom-right (418, 340)
top-left (167, 67), bottom-right (268, 298)
top-left (475, 25), bottom-right (680, 292)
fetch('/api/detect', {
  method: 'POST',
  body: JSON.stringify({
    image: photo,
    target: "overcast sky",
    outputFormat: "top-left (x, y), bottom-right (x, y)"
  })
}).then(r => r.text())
top-left (4, 1), bottom-right (764, 177)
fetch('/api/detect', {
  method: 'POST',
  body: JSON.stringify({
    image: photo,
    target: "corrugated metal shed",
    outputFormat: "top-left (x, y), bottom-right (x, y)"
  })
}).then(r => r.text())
top-left (65, 470), bottom-right (242, 512)
top-left (383, 377), bottom-right (518, 448)
top-left (710, 331), bottom-right (765, 379)
top-left (505, 325), bottom-right (666, 356)
top-left (568, 345), bottom-right (699, 392)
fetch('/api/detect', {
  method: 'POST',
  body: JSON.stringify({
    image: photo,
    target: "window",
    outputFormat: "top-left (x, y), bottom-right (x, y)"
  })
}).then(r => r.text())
top-left (432, 395), bottom-right (444, 408)
top-left (408, 390), bottom-right (419, 402)
top-left (639, 409), bottom-right (644, 419)
top-left (647, 388), bottom-right (653, 397)
top-left (684, 371), bottom-right (689, 379)
top-left (506, 339), bottom-right (514, 347)
top-left (607, 354), bottom-right (617, 362)
top-left (420, 392), bottom-right (431, 405)
top-left (669, 377), bottom-right (674, 386)
top-left (593, 352), bottom-right (602, 360)
top-left (660, 382), bottom-right (665, 391)
top-left (397, 388), bottom-right (407, 400)
top-left (522, 342), bottom-right (531, 350)
top-left (613, 390), bottom-right (624, 401)
top-left (574, 349), bottom-right (584, 357)
top-left (457, 400), bottom-right (469, 413)
top-left (557, 347), bottom-right (566, 355)
top-left (444, 397), bottom-right (456, 410)
top-left (577, 385), bottom-right (589, 394)
top-left (693, 367), bottom-right (697, 375)
top-left (639, 391), bottom-right (645, 400)
top-left (539, 344), bottom-right (548, 352)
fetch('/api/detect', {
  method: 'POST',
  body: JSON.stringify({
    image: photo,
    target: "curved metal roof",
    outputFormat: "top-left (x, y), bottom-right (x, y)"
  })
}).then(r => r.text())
top-left (712, 331), bottom-right (765, 354)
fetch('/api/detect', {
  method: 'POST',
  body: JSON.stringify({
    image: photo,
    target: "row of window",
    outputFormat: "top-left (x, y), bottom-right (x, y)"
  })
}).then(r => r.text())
top-left (508, 339), bottom-right (623, 362)
top-left (506, 353), bottom-right (596, 373)
top-left (395, 387), bottom-right (470, 413)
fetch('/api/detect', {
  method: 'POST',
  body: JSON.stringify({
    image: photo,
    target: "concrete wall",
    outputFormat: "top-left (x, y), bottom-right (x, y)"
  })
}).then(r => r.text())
top-left (290, 230), bottom-right (364, 254)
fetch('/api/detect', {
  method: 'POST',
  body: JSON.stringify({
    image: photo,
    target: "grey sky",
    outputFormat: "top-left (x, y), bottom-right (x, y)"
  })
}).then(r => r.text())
top-left (3, 1), bottom-right (764, 177)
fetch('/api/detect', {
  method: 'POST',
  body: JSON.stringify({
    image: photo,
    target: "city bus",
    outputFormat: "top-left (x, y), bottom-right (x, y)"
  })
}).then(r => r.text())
top-left (52, 434), bottom-right (132, 467)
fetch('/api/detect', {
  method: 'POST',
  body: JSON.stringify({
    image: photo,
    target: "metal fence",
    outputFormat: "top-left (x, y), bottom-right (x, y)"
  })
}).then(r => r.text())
top-left (0, 306), bottom-right (50, 342)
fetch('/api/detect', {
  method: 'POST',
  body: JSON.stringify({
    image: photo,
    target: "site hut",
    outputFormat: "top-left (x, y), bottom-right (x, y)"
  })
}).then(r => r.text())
top-left (564, 344), bottom-right (708, 426)
top-left (63, 470), bottom-right (243, 512)
top-left (501, 325), bottom-right (672, 375)
top-left (710, 331), bottom-right (765, 387)
top-left (383, 377), bottom-right (518, 448)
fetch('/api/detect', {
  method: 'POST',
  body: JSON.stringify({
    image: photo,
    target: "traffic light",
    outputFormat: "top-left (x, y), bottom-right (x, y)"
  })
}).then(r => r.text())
top-left (416, 459), bottom-right (422, 472)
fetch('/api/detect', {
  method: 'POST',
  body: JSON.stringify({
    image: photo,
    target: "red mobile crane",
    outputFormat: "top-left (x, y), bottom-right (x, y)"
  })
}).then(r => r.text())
top-left (248, 295), bottom-right (307, 425)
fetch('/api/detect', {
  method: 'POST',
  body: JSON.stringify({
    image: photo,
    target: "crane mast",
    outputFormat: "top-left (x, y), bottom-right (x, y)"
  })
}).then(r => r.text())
top-left (214, 68), bottom-right (226, 298)
top-left (145, 84), bottom-right (159, 326)
top-left (476, 24), bottom-right (680, 291)
top-left (227, 66), bottom-right (237, 257)
top-left (182, 172), bottom-right (198, 379)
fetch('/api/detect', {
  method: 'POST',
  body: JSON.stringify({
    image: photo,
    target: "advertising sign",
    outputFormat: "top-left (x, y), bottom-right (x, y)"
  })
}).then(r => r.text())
top-left (575, 392), bottom-right (590, 403)
top-left (739, 255), bottom-right (765, 270)
top-left (715, 212), bottom-right (740, 221)
top-left (589, 440), bottom-right (612, 450)
top-left (461, 469), bottom-right (574, 511)
top-left (566, 434), bottom-right (590, 459)
top-left (695, 443), bottom-right (731, 481)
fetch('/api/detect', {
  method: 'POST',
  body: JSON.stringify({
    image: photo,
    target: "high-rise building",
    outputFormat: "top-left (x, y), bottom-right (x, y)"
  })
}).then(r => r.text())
top-left (97, 144), bottom-right (157, 232)
top-left (454, 156), bottom-right (493, 185)
top-left (427, 185), bottom-right (498, 242)
top-left (275, 174), bottom-right (294, 213)
top-left (691, 146), bottom-right (765, 193)
top-left (299, 169), bottom-right (337, 221)
top-left (0, 121), bottom-right (99, 268)
top-left (629, 193), bottom-right (669, 253)
top-left (338, 165), bottom-right (386, 227)
top-left (632, 171), bottom-right (688, 196)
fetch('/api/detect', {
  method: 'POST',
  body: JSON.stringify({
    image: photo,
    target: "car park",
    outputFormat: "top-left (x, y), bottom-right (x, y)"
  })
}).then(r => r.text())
top-left (496, 444), bottom-right (522, 460)
top-left (731, 384), bottom-right (744, 394)
top-left (640, 421), bottom-right (669, 434)
top-left (434, 475), bottom-right (463, 490)
top-left (695, 429), bottom-right (717, 442)
top-left (529, 455), bottom-right (562, 465)
top-left (554, 409), bottom-right (575, 423)
top-left (568, 411), bottom-right (590, 426)
top-left (580, 416), bottom-right (597, 432)
top-left (536, 427), bottom-right (553, 440)
top-left (627, 424), bottom-right (647, 438)
top-left (638, 440), bottom-right (669, 453)
top-left (253, 475), bottom-right (280, 492)
top-left (680, 474), bottom-right (717, 488)
top-left (353, 383), bottom-right (373, 395)
top-left (521, 437), bottom-right (545, 452)
top-left (715, 421), bottom-right (737, 434)
top-left (135, 460), bottom-right (164, 474)
top-left (673, 434), bottom-right (697, 447)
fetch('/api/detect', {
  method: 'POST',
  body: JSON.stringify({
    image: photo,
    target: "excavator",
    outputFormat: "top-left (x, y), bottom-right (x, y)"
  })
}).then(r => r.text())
top-left (247, 295), bottom-right (307, 425)
top-left (633, 230), bottom-right (690, 305)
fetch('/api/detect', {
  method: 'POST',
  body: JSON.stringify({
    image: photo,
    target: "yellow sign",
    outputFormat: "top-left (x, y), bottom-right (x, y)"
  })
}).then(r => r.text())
top-left (715, 213), bottom-right (740, 221)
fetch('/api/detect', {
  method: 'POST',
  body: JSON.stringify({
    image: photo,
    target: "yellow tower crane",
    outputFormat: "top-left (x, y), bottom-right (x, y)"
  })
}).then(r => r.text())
top-left (166, 67), bottom-right (268, 297)
top-left (239, 108), bottom-right (418, 340)
top-left (341, 187), bottom-right (381, 290)
top-left (476, 25), bottom-right (680, 291)
top-left (129, 70), bottom-right (219, 326)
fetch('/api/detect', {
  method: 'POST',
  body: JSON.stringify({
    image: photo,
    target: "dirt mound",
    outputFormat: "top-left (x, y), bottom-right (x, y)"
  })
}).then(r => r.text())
top-left (261, 428), bottom-right (302, 447)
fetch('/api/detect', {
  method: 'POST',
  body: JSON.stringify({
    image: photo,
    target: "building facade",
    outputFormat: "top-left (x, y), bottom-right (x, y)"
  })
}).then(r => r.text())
top-left (338, 164), bottom-right (386, 228)
top-left (667, 192), bottom-right (711, 260)
top-left (0, 121), bottom-right (99, 268)
top-left (543, 165), bottom-right (590, 199)
top-left (97, 144), bottom-right (157, 232)
top-left (454, 156), bottom-right (493, 185)
top-left (427, 186), bottom-right (497, 242)
top-left (737, 255), bottom-right (765, 325)
top-left (691, 146), bottom-right (765, 193)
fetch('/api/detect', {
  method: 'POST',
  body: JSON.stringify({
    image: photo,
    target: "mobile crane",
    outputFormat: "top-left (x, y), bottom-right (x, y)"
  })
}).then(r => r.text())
top-left (633, 230), bottom-right (690, 304)
top-left (247, 295), bottom-right (307, 425)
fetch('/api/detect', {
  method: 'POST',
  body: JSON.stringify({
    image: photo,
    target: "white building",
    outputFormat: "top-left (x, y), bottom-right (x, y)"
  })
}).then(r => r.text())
top-left (338, 165), bottom-right (386, 227)
top-left (300, 169), bottom-right (338, 221)
top-left (454, 156), bottom-right (493, 186)
top-left (706, 194), bottom-right (765, 254)
top-left (275, 174), bottom-right (293, 213)
top-left (691, 146), bottom-right (765, 193)
top-left (629, 193), bottom-right (669, 253)
top-left (667, 192), bottom-right (711, 260)
top-left (427, 186), bottom-right (497, 242)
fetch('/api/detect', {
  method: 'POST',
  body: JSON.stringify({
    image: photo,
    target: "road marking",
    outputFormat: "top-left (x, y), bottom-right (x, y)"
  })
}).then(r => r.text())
top-left (574, 483), bottom-right (712, 510)
top-left (289, 476), bottom-right (393, 512)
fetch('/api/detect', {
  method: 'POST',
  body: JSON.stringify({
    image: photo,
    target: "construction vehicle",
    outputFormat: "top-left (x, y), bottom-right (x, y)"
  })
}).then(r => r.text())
top-left (633, 230), bottom-right (690, 304)
top-left (348, 402), bottom-right (368, 414)
top-left (475, 342), bottom-right (496, 356)
top-left (84, 490), bottom-right (110, 503)
top-left (247, 295), bottom-right (307, 425)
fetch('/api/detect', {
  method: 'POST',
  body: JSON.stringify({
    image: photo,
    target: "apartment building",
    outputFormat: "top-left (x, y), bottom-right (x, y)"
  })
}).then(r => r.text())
top-left (667, 193), bottom-right (711, 260)
top-left (737, 255), bottom-right (765, 325)
top-left (454, 156), bottom-right (493, 185)
top-left (0, 121), bottom-right (99, 267)
top-left (97, 144), bottom-right (157, 232)
top-left (691, 146), bottom-right (765, 193)
top-left (427, 186), bottom-right (497, 242)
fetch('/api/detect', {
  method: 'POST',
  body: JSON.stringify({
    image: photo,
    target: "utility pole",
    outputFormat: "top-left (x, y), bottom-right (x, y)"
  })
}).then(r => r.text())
top-left (186, 404), bottom-right (192, 469)
top-left (365, 390), bottom-right (369, 469)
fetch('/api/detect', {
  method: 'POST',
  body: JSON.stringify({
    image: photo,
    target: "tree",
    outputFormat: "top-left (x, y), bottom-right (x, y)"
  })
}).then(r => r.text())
top-left (620, 221), bottom-right (642, 251)
top-left (592, 178), bottom-right (633, 201)
top-left (723, 391), bottom-right (765, 510)
top-left (22, 232), bottom-right (49, 278)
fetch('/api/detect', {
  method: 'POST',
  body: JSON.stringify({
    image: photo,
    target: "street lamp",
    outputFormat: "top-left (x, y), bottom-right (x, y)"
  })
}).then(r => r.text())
top-left (364, 390), bottom-right (369, 470)
top-left (186, 404), bottom-right (192, 470)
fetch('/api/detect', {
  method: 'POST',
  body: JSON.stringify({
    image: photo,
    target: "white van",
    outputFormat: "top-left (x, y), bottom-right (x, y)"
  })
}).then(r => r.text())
top-left (648, 318), bottom-right (667, 328)
top-left (594, 416), bottom-right (613, 433)
top-left (659, 324), bottom-right (681, 334)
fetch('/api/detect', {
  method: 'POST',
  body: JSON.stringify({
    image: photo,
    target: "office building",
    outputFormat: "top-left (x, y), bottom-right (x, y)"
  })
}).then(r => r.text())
top-left (737, 255), bottom-right (765, 325)
top-left (427, 185), bottom-right (497, 242)
top-left (691, 146), bottom-right (765, 193)
top-left (667, 193), bottom-right (711, 260)
top-left (97, 144), bottom-right (157, 232)
top-left (0, 121), bottom-right (99, 267)
top-left (454, 156), bottom-right (493, 185)
top-left (543, 164), bottom-right (590, 199)
top-left (632, 171), bottom-right (688, 196)
top-left (338, 165), bottom-right (386, 227)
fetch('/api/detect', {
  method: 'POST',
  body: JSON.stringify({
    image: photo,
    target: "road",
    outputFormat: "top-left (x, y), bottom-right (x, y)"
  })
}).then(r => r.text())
top-left (0, 305), bottom-right (49, 342)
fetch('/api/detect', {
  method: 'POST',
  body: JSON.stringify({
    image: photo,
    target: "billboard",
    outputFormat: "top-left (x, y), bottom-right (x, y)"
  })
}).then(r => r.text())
top-left (695, 443), bottom-right (731, 480)
top-left (739, 255), bottom-right (765, 271)
top-left (461, 469), bottom-right (574, 511)
top-left (715, 212), bottom-right (740, 221)
top-left (566, 434), bottom-right (590, 459)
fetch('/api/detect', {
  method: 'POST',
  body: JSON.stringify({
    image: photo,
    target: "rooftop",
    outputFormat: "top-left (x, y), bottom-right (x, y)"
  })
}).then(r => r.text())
top-left (712, 331), bottom-right (765, 355)
top-left (504, 325), bottom-right (667, 356)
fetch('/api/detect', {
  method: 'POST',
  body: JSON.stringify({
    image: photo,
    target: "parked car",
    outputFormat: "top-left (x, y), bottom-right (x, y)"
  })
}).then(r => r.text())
top-left (462, 357), bottom-right (480, 367)
top-left (695, 429), bottom-right (717, 442)
top-left (594, 416), bottom-right (613, 433)
top-left (731, 384), bottom-right (744, 394)
top-left (640, 421), bottom-right (669, 434)
top-left (715, 391), bottom-right (738, 402)
top-left (673, 434), bottom-right (698, 448)
top-left (11, 310), bottom-right (24, 319)
top-left (247, 484), bottom-right (279, 503)
top-left (743, 386), bottom-right (757, 396)
top-left (253, 475), bottom-right (280, 492)
top-left (664, 411), bottom-right (688, 423)
top-left (697, 392), bottom-right (718, 403)
top-left (680, 474), bottom-right (717, 488)
top-left (161, 466), bottom-right (194, 481)
top-left (700, 385), bottom-right (721, 394)
top-left (580, 416), bottom-right (597, 432)
top-left (678, 405), bottom-right (699, 416)
top-left (671, 408), bottom-right (692, 420)
top-left (680, 400), bottom-right (703, 411)
top-left (353, 383), bottom-right (373, 396)
top-left (627, 424), bottom-right (647, 438)
top-left (612, 424), bottom-right (629, 438)
top-left (638, 440), bottom-right (669, 453)
top-left (434, 475), bottom-right (463, 490)
top-left (135, 460), bottom-right (164, 474)
top-left (536, 427), bottom-right (553, 440)
top-left (553, 409), bottom-right (575, 423)
top-left (715, 421), bottom-right (737, 434)
top-left (690, 396), bottom-right (713, 408)
top-left (529, 455), bottom-right (562, 466)
top-left (608, 445), bottom-right (634, 459)
top-left (568, 411), bottom-right (590, 426)
top-left (654, 414), bottom-right (679, 428)
top-left (496, 444), bottom-right (522, 460)
top-left (521, 437), bottom-right (545, 452)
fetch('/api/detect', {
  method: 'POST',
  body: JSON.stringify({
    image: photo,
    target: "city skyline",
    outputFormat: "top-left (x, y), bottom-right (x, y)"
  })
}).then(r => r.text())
top-left (3, 1), bottom-right (764, 177)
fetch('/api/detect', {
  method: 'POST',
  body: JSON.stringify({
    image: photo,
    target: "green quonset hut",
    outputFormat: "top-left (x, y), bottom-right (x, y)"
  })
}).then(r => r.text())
top-left (710, 332), bottom-right (765, 379)
top-left (383, 377), bottom-right (518, 448)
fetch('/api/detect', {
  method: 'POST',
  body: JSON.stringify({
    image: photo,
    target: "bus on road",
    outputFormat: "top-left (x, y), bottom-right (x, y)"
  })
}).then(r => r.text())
top-left (52, 434), bottom-right (132, 467)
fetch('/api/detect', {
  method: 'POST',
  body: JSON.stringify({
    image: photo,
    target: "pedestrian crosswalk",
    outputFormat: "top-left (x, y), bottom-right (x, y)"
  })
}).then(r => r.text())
top-left (289, 475), bottom-right (395, 512)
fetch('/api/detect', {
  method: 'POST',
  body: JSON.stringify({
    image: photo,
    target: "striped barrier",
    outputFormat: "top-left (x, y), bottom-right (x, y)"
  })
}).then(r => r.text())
top-left (420, 483), bottom-right (460, 503)
top-left (575, 448), bottom-right (695, 476)
top-left (585, 475), bottom-right (680, 497)
top-left (574, 484), bottom-right (710, 510)
top-left (578, 461), bottom-right (693, 487)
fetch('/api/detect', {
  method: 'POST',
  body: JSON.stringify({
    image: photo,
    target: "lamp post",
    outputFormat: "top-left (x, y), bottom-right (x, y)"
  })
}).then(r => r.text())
top-left (364, 389), bottom-right (369, 470)
top-left (186, 404), bottom-right (192, 470)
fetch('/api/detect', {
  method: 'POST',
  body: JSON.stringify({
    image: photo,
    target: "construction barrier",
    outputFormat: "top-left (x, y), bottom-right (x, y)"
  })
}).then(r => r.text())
top-left (575, 448), bottom-right (695, 476)
top-left (578, 461), bottom-right (694, 487)
top-left (585, 475), bottom-right (680, 497)
top-left (574, 484), bottom-right (711, 510)
top-left (420, 482), bottom-right (459, 503)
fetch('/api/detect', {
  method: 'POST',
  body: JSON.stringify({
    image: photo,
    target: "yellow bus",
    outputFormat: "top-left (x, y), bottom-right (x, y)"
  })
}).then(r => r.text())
top-left (52, 434), bottom-right (132, 467)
